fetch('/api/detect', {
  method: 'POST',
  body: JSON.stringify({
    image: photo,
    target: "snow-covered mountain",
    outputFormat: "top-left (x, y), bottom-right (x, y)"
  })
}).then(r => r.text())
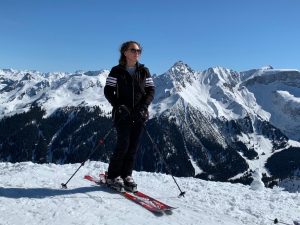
top-left (1, 62), bottom-right (300, 188)
top-left (0, 68), bottom-right (110, 118)
top-left (241, 68), bottom-right (300, 140)
top-left (152, 61), bottom-right (299, 133)
top-left (0, 161), bottom-right (299, 225)
top-left (149, 61), bottom-right (300, 184)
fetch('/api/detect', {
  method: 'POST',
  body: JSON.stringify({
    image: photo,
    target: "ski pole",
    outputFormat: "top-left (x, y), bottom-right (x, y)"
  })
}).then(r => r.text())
top-left (143, 124), bottom-right (186, 197)
top-left (272, 218), bottom-right (290, 225)
top-left (61, 106), bottom-right (132, 189)
top-left (61, 125), bottom-right (115, 189)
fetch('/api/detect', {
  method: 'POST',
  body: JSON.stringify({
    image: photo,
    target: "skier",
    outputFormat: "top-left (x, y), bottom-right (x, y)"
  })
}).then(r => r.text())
top-left (103, 40), bottom-right (155, 192)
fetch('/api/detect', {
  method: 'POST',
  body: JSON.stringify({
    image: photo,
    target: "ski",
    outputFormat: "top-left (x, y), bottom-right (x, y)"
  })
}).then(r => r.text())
top-left (99, 173), bottom-right (175, 210)
top-left (84, 174), bottom-right (104, 185)
top-left (122, 191), bottom-right (163, 214)
top-left (134, 191), bottom-right (176, 211)
top-left (95, 173), bottom-right (175, 211)
top-left (84, 175), bottom-right (164, 214)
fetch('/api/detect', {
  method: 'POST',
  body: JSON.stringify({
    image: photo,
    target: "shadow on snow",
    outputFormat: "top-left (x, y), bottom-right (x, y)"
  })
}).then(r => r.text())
top-left (0, 185), bottom-right (117, 199)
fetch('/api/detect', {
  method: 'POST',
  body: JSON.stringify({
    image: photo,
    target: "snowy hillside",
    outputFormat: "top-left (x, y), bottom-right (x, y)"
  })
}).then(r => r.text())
top-left (0, 161), bottom-right (299, 225)
top-left (241, 69), bottom-right (300, 140)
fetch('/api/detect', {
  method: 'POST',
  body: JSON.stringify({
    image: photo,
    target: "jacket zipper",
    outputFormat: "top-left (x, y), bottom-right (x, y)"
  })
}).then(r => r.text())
top-left (132, 77), bottom-right (135, 110)
top-left (116, 82), bottom-right (119, 99)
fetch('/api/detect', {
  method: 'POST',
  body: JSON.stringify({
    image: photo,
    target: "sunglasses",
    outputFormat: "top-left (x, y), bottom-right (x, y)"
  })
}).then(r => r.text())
top-left (128, 48), bottom-right (142, 54)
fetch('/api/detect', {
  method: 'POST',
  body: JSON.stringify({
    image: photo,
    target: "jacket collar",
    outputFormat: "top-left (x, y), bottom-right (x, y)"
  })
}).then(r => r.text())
top-left (118, 62), bottom-right (144, 70)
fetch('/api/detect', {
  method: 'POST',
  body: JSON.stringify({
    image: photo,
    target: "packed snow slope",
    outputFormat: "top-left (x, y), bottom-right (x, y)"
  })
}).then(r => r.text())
top-left (0, 161), bottom-right (299, 225)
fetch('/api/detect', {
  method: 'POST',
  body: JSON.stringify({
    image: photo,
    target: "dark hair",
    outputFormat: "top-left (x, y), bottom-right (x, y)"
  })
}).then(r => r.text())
top-left (119, 41), bottom-right (142, 66)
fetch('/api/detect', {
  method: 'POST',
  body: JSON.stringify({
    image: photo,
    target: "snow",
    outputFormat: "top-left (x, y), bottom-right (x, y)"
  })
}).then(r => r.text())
top-left (235, 133), bottom-right (274, 176)
top-left (1, 161), bottom-right (299, 225)
top-left (289, 140), bottom-right (300, 147)
top-left (250, 169), bottom-right (265, 191)
top-left (276, 90), bottom-right (300, 104)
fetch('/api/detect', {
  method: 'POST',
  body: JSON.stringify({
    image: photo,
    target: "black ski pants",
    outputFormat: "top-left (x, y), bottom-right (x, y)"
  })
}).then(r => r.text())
top-left (107, 119), bottom-right (144, 179)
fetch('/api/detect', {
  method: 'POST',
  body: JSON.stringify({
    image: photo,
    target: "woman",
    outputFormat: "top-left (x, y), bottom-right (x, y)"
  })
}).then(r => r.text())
top-left (104, 41), bottom-right (155, 192)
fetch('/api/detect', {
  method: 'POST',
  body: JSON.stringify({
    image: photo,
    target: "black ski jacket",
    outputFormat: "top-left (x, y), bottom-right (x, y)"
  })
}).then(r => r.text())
top-left (104, 63), bottom-right (155, 114)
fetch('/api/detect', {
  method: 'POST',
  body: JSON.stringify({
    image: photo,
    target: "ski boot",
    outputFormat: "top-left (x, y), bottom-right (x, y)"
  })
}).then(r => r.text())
top-left (106, 176), bottom-right (125, 192)
top-left (123, 176), bottom-right (137, 192)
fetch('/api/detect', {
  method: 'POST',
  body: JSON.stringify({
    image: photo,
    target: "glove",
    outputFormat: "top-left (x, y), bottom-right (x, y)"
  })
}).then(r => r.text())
top-left (113, 105), bottom-right (131, 125)
top-left (117, 105), bottom-right (131, 119)
top-left (137, 106), bottom-right (149, 122)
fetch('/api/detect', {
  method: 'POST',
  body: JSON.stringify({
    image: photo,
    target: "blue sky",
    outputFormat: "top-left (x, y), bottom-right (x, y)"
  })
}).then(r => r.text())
top-left (0, 0), bottom-right (299, 75)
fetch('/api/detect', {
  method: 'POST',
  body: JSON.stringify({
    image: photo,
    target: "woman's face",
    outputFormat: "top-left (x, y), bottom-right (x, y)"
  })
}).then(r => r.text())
top-left (124, 43), bottom-right (141, 65)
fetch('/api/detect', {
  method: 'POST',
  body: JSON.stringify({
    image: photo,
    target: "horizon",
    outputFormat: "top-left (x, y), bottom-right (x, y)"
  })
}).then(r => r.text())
top-left (1, 0), bottom-right (300, 75)
top-left (1, 60), bottom-right (299, 75)
top-left (0, 60), bottom-right (300, 76)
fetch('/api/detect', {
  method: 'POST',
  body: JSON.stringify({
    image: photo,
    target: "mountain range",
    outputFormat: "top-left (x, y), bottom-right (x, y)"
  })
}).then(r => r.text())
top-left (1, 61), bottom-right (300, 189)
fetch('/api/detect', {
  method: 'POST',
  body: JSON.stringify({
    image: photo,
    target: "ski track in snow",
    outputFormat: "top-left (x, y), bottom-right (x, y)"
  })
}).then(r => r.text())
top-left (0, 161), bottom-right (299, 225)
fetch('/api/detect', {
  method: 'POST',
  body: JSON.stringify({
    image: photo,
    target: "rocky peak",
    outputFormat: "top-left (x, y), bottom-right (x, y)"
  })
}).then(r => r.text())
top-left (167, 61), bottom-right (194, 76)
